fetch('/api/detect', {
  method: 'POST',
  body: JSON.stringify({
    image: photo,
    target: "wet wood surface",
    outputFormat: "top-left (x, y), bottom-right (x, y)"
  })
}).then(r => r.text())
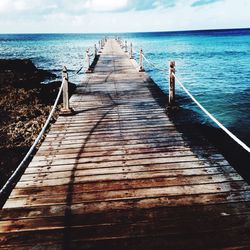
top-left (0, 39), bottom-right (250, 249)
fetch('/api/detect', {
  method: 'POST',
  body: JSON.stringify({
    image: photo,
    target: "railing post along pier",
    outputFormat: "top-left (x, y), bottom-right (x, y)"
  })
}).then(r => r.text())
top-left (62, 66), bottom-right (69, 111)
top-left (130, 43), bottom-right (133, 59)
top-left (98, 41), bottom-right (102, 53)
top-left (169, 61), bottom-right (176, 105)
top-left (86, 49), bottom-right (90, 68)
top-left (60, 66), bottom-right (74, 115)
top-left (139, 49), bottom-right (145, 72)
top-left (120, 40), bottom-right (123, 48)
top-left (94, 44), bottom-right (98, 57)
top-left (85, 49), bottom-right (92, 73)
top-left (125, 40), bottom-right (128, 52)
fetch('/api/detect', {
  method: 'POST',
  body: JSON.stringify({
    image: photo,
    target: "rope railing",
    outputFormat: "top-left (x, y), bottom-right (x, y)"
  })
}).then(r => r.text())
top-left (172, 72), bottom-right (250, 153)
top-left (0, 74), bottom-right (65, 198)
top-left (68, 45), bottom-right (98, 76)
top-left (85, 48), bottom-right (92, 73)
top-left (131, 48), bottom-right (166, 72)
top-left (75, 66), bottom-right (84, 75)
top-left (142, 54), bottom-right (166, 72)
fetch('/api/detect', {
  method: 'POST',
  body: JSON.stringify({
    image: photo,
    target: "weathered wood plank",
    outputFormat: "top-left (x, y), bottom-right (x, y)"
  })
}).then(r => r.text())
top-left (31, 149), bottom-right (216, 163)
top-left (23, 159), bottom-right (232, 177)
top-left (2, 192), bottom-right (250, 221)
top-left (36, 145), bottom-right (214, 157)
top-left (1, 207), bottom-right (250, 235)
top-left (15, 167), bottom-right (236, 189)
top-left (5, 181), bottom-right (249, 208)
top-left (9, 173), bottom-right (241, 198)
top-left (18, 165), bottom-right (236, 183)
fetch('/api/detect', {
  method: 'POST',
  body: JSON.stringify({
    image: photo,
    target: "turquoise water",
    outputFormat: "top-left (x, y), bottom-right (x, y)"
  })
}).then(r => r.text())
top-left (0, 29), bottom-right (250, 146)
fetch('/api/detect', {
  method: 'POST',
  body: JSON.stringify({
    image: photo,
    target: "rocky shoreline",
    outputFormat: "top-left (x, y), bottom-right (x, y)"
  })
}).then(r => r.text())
top-left (0, 59), bottom-right (75, 190)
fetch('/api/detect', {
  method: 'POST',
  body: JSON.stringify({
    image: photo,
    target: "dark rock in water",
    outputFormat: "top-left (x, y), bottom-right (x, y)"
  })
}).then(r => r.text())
top-left (0, 59), bottom-right (37, 72)
top-left (0, 59), bottom-right (56, 88)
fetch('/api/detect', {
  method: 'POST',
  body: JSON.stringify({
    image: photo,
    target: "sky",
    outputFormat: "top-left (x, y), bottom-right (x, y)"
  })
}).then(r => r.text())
top-left (0, 0), bottom-right (249, 33)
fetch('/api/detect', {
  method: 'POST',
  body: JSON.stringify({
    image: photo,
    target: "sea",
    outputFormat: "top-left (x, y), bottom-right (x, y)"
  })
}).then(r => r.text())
top-left (0, 29), bottom-right (250, 148)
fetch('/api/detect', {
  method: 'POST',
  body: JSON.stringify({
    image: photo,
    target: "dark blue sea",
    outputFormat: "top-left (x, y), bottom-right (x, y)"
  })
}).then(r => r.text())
top-left (1, 29), bottom-right (250, 147)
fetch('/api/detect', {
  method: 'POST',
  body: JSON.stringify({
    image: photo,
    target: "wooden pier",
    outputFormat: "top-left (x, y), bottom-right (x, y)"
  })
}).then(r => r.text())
top-left (0, 39), bottom-right (250, 249)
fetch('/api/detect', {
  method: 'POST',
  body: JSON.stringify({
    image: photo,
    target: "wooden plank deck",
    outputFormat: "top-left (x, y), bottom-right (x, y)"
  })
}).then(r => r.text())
top-left (0, 39), bottom-right (250, 249)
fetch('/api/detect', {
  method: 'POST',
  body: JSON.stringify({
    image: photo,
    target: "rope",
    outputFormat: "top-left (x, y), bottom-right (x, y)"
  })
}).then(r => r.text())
top-left (142, 54), bottom-right (166, 72)
top-left (172, 73), bottom-right (250, 153)
top-left (69, 51), bottom-right (98, 77)
top-left (76, 67), bottom-right (83, 74)
top-left (133, 50), bottom-right (140, 56)
top-left (70, 66), bottom-right (85, 76)
top-left (0, 78), bottom-right (65, 197)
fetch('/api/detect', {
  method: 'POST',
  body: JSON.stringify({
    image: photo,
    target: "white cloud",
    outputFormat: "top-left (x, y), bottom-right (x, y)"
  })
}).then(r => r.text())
top-left (0, 0), bottom-right (59, 14)
top-left (0, 0), bottom-right (250, 33)
top-left (0, 0), bottom-right (11, 13)
top-left (14, 0), bottom-right (33, 11)
top-left (83, 0), bottom-right (128, 12)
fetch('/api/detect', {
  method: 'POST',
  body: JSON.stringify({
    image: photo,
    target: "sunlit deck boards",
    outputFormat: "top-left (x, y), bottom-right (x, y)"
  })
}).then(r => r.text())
top-left (0, 39), bottom-right (250, 249)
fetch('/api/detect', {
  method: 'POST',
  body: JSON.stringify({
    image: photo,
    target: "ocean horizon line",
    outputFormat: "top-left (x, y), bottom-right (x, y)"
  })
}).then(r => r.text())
top-left (0, 27), bottom-right (250, 36)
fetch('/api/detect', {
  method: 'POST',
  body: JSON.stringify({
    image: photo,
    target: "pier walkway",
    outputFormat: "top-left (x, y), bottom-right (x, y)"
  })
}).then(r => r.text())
top-left (0, 39), bottom-right (250, 249)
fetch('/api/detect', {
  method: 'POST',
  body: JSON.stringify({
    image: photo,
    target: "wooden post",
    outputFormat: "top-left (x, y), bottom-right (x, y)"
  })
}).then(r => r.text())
top-left (130, 43), bottom-right (133, 59)
top-left (169, 61), bottom-right (176, 105)
top-left (85, 49), bottom-right (92, 73)
top-left (86, 49), bottom-right (90, 68)
top-left (60, 66), bottom-right (74, 115)
top-left (94, 44), bottom-right (98, 57)
top-left (98, 41), bottom-right (102, 53)
top-left (62, 66), bottom-right (69, 111)
top-left (139, 49), bottom-right (145, 72)
top-left (125, 40), bottom-right (128, 52)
